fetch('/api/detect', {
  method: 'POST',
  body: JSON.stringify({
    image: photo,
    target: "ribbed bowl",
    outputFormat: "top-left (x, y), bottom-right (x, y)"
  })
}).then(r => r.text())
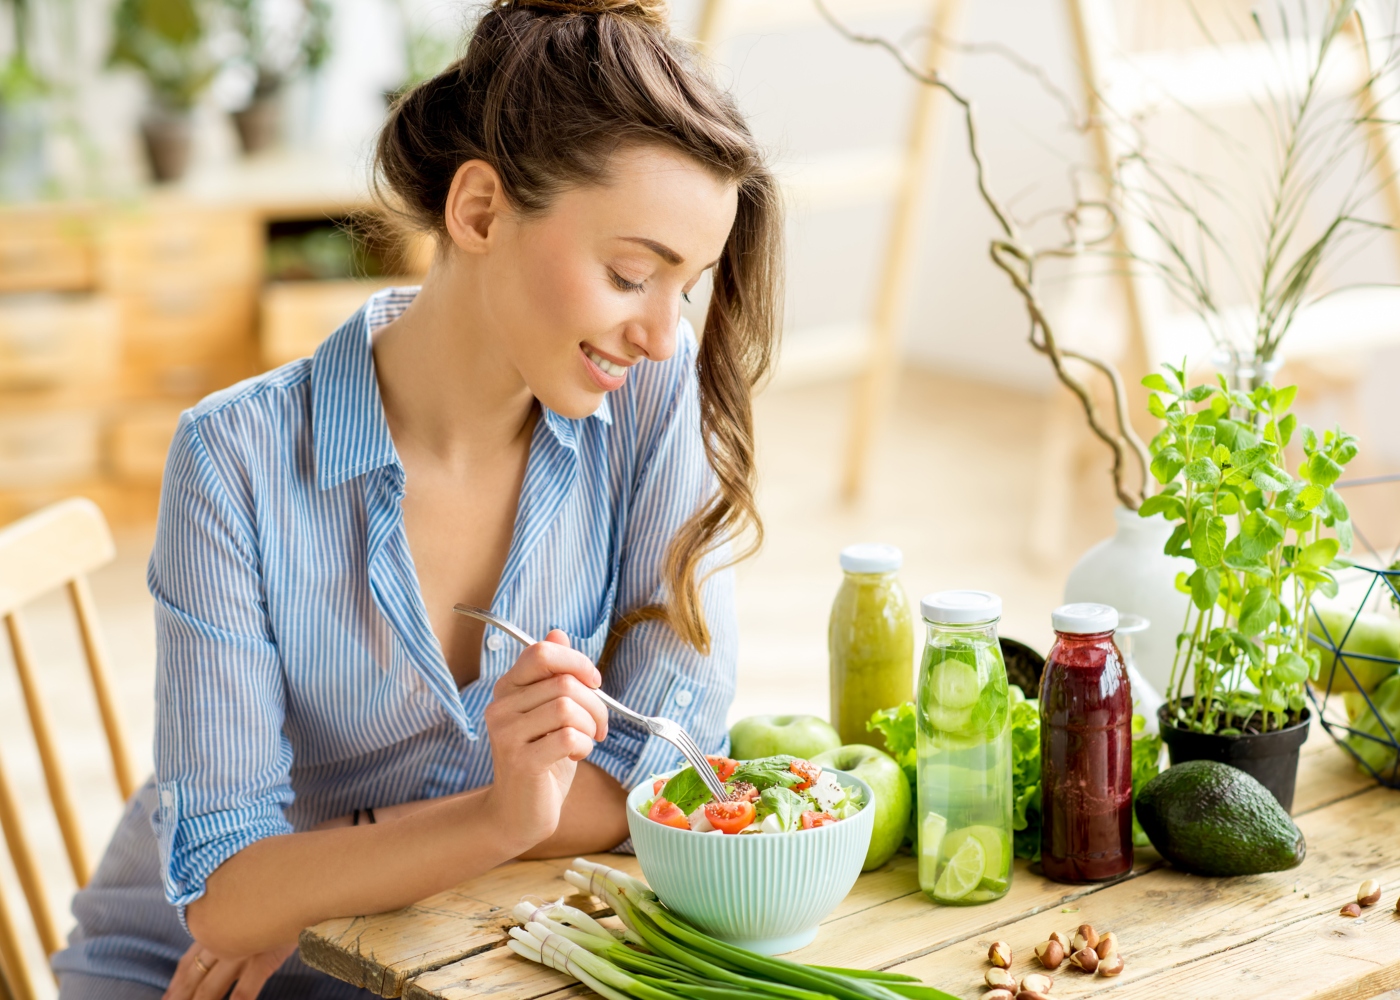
top-left (624, 768), bottom-right (875, 955)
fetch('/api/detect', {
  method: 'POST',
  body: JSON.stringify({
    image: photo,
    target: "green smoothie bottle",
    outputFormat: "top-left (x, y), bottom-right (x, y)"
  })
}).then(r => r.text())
top-left (915, 590), bottom-right (1013, 905)
top-left (828, 544), bottom-right (914, 748)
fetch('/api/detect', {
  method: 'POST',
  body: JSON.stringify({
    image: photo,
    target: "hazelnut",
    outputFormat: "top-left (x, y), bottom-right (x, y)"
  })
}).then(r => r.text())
top-left (1071, 924), bottom-right (1098, 952)
top-left (1395, 894), bottom-right (1400, 913)
top-left (1069, 947), bottom-right (1100, 973)
top-left (1020, 993), bottom-right (1051, 1000)
top-left (984, 992), bottom-right (1017, 1000)
top-left (988, 941), bottom-right (1013, 969)
top-left (1358, 879), bottom-right (1382, 907)
top-left (1034, 939), bottom-right (1065, 971)
top-left (1098, 953), bottom-right (1125, 977)
top-left (985, 967), bottom-right (1018, 992)
top-left (1094, 931), bottom-right (1118, 959)
top-left (1340, 901), bottom-right (1362, 917)
top-left (1020, 973), bottom-right (1053, 993)
top-left (1048, 930), bottom-right (1073, 952)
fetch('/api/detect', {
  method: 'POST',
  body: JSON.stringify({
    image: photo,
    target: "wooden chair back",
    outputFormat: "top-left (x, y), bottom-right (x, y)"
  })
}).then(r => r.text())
top-left (0, 499), bottom-right (136, 1000)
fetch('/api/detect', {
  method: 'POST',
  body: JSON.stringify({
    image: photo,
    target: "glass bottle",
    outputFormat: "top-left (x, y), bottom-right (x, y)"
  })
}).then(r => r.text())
top-left (1039, 602), bottom-right (1134, 883)
top-left (915, 590), bottom-right (1013, 905)
top-left (828, 544), bottom-right (914, 748)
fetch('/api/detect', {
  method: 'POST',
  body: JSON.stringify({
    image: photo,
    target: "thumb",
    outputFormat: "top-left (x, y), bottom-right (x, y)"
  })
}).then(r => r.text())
top-left (544, 628), bottom-right (571, 648)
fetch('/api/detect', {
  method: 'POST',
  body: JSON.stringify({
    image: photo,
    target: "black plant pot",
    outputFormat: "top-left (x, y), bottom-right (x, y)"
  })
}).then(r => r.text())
top-left (140, 110), bottom-right (193, 183)
top-left (1158, 700), bottom-right (1310, 812)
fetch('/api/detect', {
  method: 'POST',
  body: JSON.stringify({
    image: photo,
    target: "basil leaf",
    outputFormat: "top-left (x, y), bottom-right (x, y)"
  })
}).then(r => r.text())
top-left (758, 786), bottom-right (805, 832)
top-left (730, 755), bottom-right (803, 792)
top-left (660, 767), bottom-right (712, 816)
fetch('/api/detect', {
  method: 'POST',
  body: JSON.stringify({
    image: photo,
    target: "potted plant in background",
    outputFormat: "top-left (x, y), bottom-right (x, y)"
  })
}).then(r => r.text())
top-left (108, 0), bottom-right (222, 183)
top-left (383, 0), bottom-right (457, 109)
top-left (1139, 362), bottom-right (1358, 810)
top-left (225, 0), bottom-right (331, 155)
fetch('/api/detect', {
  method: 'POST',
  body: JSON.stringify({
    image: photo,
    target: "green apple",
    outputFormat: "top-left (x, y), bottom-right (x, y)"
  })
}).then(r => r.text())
top-left (728, 714), bottom-right (842, 761)
top-left (812, 744), bottom-right (912, 871)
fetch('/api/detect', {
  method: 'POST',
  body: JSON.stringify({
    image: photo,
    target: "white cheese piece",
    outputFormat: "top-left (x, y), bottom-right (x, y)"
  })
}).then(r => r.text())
top-left (688, 807), bottom-right (715, 833)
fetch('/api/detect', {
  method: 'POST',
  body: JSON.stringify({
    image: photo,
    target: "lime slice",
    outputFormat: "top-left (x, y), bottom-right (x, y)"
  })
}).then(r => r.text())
top-left (918, 813), bottom-right (948, 888)
top-left (976, 874), bottom-right (1010, 895)
top-left (964, 887), bottom-right (1000, 902)
top-left (933, 833), bottom-right (985, 901)
top-left (943, 824), bottom-right (1008, 880)
top-left (930, 657), bottom-right (982, 709)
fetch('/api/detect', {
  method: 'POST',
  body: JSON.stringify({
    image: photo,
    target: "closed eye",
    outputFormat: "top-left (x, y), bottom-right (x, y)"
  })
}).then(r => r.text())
top-left (610, 270), bottom-right (645, 293)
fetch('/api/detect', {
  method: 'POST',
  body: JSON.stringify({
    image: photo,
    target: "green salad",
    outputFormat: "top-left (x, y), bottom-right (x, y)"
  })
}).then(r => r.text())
top-left (639, 753), bottom-right (864, 835)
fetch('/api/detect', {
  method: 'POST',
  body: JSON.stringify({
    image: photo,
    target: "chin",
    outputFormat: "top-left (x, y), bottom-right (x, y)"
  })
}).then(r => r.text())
top-left (538, 387), bottom-right (608, 421)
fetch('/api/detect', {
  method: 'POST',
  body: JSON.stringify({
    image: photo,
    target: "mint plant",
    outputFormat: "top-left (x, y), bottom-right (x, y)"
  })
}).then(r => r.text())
top-left (1140, 363), bottom-right (1359, 734)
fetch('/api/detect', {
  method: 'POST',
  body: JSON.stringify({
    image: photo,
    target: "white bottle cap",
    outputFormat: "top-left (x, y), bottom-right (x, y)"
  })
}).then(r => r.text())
top-left (1052, 602), bottom-right (1119, 634)
top-left (920, 590), bottom-right (1002, 624)
top-left (839, 543), bottom-right (903, 574)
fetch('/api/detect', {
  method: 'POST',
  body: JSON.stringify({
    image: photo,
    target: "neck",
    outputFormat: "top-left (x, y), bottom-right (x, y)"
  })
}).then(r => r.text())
top-left (372, 259), bottom-right (537, 465)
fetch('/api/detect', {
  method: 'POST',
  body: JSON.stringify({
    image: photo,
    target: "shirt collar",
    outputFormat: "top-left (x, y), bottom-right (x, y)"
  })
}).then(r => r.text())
top-left (311, 286), bottom-right (612, 491)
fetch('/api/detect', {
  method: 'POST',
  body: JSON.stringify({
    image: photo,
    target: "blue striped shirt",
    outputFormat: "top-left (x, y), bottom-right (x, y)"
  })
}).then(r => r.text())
top-left (147, 286), bottom-right (736, 917)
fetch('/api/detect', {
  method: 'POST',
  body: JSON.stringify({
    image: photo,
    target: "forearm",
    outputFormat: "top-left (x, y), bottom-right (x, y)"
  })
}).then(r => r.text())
top-left (519, 761), bottom-right (630, 859)
top-left (189, 789), bottom-right (521, 957)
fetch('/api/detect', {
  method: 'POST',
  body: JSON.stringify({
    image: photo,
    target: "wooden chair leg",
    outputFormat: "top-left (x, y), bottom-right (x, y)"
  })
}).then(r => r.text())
top-left (67, 578), bottom-right (137, 801)
top-left (0, 746), bottom-right (59, 960)
top-left (5, 612), bottom-right (91, 887)
top-left (840, 0), bottom-right (969, 502)
top-left (0, 876), bottom-right (35, 1000)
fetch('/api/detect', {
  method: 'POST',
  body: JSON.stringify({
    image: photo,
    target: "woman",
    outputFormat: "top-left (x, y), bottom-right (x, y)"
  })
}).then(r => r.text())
top-left (51, 2), bottom-right (781, 996)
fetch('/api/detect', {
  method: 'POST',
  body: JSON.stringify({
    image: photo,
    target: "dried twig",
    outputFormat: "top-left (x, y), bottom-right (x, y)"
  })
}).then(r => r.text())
top-left (812, 0), bottom-right (1150, 509)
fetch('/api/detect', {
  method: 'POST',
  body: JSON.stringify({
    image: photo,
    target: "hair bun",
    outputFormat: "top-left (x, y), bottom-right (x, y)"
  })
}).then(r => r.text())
top-left (496, 0), bottom-right (670, 29)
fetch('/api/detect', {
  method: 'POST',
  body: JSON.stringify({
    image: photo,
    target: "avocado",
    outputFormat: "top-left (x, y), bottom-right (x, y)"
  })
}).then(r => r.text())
top-left (1135, 760), bottom-right (1306, 876)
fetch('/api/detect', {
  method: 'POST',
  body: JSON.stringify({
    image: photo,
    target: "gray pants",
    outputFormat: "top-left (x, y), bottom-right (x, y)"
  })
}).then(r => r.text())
top-left (52, 781), bottom-right (372, 1000)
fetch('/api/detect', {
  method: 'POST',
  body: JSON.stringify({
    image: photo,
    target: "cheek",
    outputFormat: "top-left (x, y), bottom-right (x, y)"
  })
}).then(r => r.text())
top-left (509, 243), bottom-right (613, 348)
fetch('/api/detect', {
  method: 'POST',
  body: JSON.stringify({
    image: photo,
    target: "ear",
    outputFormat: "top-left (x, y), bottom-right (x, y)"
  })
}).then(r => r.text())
top-left (443, 159), bottom-right (509, 253)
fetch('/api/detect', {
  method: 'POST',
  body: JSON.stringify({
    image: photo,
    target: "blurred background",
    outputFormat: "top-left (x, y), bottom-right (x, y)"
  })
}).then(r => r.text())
top-left (3, 0), bottom-right (1400, 994)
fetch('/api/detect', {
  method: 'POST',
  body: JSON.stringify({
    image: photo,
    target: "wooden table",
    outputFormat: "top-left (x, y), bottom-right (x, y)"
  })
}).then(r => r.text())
top-left (300, 728), bottom-right (1400, 1000)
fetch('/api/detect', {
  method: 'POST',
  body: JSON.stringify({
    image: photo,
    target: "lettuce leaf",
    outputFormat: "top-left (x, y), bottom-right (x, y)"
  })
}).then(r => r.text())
top-left (1130, 714), bottom-right (1164, 847)
top-left (757, 785), bottom-right (806, 832)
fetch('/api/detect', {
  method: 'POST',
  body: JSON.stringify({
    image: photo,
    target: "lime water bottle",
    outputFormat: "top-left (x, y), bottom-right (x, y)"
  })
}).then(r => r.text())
top-left (915, 590), bottom-right (1013, 905)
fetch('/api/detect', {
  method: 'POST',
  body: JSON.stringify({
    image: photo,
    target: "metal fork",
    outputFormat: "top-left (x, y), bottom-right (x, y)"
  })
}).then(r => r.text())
top-left (452, 604), bottom-right (730, 803)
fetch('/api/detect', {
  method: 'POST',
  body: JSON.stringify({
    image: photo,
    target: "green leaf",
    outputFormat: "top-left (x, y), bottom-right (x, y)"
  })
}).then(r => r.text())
top-left (867, 703), bottom-right (916, 771)
top-left (1273, 385), bottom-right (1298, 413)
top-left (1190, 567), bottom-right (1221, 611)
top-left (1150, 448), bottom-right (1186, 485)
top-left (1184, 384), bottom-right (1216, 402)
top-left (1216, 490), bottom-right (1241, 515)
top-left (1303, 426), bottom-right (1318, 452)
top-left (757, 786), bottom-right (806, 832)
top-left (1298, 538), bottom-right (1340, 569)
top-left (729, 755), bottom-right (803, 792)
top-left (660, 767), bottom-right (714, 816)
top-left (1184, 458), bottom-right (1222, 487)
top-left (1278, 413), bottom-right (1296, 447)
top-left (1147, 393), bottom-right (1166, 419)
top-left (1252, 464), bottom-right (1291, 492)
top-left (1304, 453), bottom-right (1344, 488)
top-left (1191, 515), bottom-right (1227, 568)
top-left (1189, 424), bottom-right (1217, 454)
top-left (1322, 488), bottom-right (1350, 523)
top-left (1222, 536), bottom-right (1268, 574)
top-left (1142, 373), bottom-right (1173, 392)
top-left (1273, 652), bottom-right (1310, 686)
top-left (1165, 523), bottom-right (1191, 558)
top-left (1238, 587), bottom-right (1280, 635)
top-left (1138, 494), bottom-right (1185, 521)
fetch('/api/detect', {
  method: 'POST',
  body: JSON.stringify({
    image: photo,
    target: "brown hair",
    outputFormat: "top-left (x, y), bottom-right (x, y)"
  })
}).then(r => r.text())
top-left (374, 0), bottom-right (783, 662)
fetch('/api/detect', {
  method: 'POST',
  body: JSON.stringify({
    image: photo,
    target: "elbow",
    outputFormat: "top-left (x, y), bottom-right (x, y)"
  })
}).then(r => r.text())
top-left (186, 893), bottom-right (281, 959)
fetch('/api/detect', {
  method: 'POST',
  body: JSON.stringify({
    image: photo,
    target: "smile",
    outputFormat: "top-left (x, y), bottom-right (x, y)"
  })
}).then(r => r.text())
top-left (585, 347), bottom-right (629, 377)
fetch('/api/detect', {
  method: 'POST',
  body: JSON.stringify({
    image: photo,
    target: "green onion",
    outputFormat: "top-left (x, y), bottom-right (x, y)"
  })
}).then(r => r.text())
top-left (502, 859), bottom-right (957, 1000)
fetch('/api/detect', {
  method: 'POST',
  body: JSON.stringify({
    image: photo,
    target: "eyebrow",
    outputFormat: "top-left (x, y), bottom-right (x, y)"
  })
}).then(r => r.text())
top-left (619, 236), bottom-right (684, 266)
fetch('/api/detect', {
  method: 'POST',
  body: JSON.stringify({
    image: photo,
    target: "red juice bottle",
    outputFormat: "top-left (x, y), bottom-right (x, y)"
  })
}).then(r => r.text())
top-left (1039, 603), bottom-right (1133, 883)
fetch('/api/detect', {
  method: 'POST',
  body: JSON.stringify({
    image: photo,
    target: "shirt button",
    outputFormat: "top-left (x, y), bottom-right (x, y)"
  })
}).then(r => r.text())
top-left (485, 634), bottom-right (505, 652)
top-left (673, 689), bottom-right (693, 708)
top-left (160, 789), bottom-right (174, 809)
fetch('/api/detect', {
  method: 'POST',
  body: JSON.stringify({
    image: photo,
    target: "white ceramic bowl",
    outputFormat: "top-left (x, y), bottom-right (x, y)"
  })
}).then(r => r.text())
top-left (624, 768), bottom-right (875, 955)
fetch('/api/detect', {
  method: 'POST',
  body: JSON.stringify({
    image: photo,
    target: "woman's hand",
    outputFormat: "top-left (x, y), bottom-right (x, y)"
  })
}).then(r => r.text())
top-left (163, 940), bottom-right (296, 1000)
top-left (481, 629), bottom-right (608, 850)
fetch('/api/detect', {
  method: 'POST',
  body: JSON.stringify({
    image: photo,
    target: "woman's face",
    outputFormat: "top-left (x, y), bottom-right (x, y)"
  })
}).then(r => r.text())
top-left (452, 145), bottom-right (739, 419)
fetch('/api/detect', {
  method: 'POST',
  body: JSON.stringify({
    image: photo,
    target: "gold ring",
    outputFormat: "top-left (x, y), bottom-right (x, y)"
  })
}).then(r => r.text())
top-left (193, 955), bottom-right (211, 975)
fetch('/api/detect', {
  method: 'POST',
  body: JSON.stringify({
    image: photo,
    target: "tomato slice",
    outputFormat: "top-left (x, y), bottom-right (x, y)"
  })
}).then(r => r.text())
top-left (652, 778), bottom-right (667, 795)
top-left (727, 780), bottom-right (760, 803)
top-left (703, 799), bottom-right (758, 835)
top-left (706, 755), bottom-right (740, 782)
top-left (800, 810), bottom-right (837, 830)
top-left (789, 759), bottom-right (822, 792)
top-left (648, 798), bottom-right (691, 830)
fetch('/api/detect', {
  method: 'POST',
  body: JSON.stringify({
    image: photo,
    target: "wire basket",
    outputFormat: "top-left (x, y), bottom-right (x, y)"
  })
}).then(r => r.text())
top-left (1305, 473), bottom-right (1400, 789)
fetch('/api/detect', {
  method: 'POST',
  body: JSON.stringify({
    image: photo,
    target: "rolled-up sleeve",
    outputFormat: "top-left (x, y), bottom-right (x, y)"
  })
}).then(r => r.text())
top-left (149, 413), bottom-right (294, 922)
top-left (587, 331), bottom-right (738, 792)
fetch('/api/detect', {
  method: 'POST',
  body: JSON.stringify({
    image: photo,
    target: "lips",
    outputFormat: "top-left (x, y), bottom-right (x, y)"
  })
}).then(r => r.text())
top-left (580, 344), bottom-right (632, 391)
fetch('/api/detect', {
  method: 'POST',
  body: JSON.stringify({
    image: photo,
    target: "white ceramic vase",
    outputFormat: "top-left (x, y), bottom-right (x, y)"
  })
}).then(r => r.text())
top-left (1064, 506), bottom-right (1193, 696)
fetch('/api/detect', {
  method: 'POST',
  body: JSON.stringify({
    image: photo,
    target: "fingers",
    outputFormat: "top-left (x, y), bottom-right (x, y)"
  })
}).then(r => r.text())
top-left (498, 693), bottom-right (605, 747)
top-left (229, 943), bottom-right (297, 1000)
top-left (492, 672), bottom-right (609, 740)
top-left (193, 956), bottom-right (245, 1000)
top-left (162, 943), bottom-right (210, 1000)
top-left (523, 725), bottom-right (596, 766)
top-left (499, 632), bottom-right (601, 691)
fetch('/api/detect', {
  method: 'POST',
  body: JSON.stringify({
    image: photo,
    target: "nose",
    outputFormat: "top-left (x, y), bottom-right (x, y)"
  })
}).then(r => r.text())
top-left (623, 289), bottom-right (681, 362)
